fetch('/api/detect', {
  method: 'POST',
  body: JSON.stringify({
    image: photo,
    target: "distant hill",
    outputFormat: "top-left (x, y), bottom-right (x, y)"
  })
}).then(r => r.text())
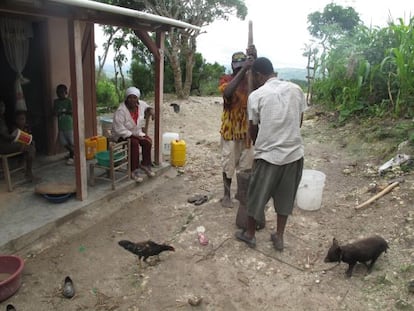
top-left (100, 63), bottom-right (308, 82)
top-left (276, 68), bottom-right (307, 81)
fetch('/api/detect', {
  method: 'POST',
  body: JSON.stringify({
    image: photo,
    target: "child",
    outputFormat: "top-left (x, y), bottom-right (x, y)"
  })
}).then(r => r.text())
top-left (0, 102), bottom-right (37, 181)
top-left (14, 110), bottom-right (32, 135)
top-left (13, 109), bottom-right (36, 152)
top-left (53, 84), bottom-right (74, 165)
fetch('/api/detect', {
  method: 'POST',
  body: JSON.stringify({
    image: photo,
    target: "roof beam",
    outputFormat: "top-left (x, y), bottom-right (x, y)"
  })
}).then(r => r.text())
top-left (49, 0), bottom-right (200, 31)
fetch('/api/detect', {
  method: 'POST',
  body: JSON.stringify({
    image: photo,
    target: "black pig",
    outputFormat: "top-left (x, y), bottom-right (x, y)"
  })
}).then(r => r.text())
top-left (324, 236), bottom-right (389, 277)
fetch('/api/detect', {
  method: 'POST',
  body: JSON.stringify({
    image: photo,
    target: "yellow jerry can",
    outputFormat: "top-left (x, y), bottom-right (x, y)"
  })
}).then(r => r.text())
top-left (171, 139), bottom-right (186, 167)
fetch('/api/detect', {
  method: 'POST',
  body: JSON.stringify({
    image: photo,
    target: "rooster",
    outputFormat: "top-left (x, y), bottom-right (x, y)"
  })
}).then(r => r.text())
top-left (118, 240), bottom-right (175, 265)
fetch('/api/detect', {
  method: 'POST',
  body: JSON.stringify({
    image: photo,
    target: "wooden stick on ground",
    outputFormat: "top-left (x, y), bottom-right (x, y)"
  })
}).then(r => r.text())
top-left (355, 181), bottom-right (400, 210)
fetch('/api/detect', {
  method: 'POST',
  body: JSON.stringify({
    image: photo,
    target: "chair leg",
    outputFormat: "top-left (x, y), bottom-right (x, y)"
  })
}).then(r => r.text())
top-left (2, 156), bottom-right (13, 192)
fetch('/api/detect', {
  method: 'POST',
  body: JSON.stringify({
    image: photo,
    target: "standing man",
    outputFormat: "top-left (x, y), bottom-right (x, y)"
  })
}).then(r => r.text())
top-left (218, 47), bottom-right (256, 208)
top-left (235, 57), bottom-right (306, 250)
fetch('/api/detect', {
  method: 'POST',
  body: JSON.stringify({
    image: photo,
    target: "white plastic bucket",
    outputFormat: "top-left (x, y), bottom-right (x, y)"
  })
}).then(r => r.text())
top-left (100, 116), bottom-right (113, 138)
top-left (162, 132), bottom-right (179, 156)
top-left (296, 169), bottom-right (326, 211)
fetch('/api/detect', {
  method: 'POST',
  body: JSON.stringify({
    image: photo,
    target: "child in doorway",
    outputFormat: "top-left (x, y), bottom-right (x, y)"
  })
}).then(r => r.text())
top-left (53, 84), bottom-right (74, 165)
top-left (14, 110), bottom-right (32, 136)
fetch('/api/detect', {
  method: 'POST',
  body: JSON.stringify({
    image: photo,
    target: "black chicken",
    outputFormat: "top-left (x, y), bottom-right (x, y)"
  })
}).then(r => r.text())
top-left (118, 240), bottom-right (175, 264)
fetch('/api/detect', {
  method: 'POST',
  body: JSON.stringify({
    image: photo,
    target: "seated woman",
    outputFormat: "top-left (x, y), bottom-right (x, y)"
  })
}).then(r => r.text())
top-left (0, 101), bottom-right (37, 181)
top-left (111, 87), bottom-right (155, 183)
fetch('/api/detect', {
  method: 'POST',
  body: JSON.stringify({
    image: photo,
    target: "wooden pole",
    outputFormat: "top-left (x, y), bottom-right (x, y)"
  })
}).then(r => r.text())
top-left (247, 20), bottom-right (253, 94)
top-left (246, 20), bottom-right (253, 148)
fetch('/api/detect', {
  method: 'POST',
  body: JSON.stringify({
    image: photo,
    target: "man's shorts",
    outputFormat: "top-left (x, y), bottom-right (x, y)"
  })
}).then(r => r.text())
top-left (247, 158), bottom-right (304, 220)
top-left (221, 138), bottom-right (253, 178)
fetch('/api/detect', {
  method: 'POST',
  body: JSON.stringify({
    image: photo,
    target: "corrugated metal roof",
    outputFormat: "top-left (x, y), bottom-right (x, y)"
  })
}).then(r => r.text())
top-left (1, 0), bottom-right (200, 32)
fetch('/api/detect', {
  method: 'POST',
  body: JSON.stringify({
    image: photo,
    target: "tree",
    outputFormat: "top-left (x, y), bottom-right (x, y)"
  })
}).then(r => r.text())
top-left (307, 3), bottom-right (361, 78)
top-left (307, 3), bottom-right (361, 45)
top-left (191, 54), bottom-right (225, 96)
top-left (97, 0), bottom-right (247, 99)
top-left (95, 24), bottom-right (136, 102)
top-left (129, 48), bottom-right (225, 97)
top-left (96, 75), bottom-right (119, 112)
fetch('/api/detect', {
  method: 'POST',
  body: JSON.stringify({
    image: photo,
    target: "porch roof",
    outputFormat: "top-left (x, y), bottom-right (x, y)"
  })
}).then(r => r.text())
top-left (2, 0), bottom-right (200, 32)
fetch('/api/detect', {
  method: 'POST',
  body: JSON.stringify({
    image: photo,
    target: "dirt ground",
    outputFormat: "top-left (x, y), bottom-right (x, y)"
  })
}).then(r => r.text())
top-left (1, 96), bottom-right (414, 311)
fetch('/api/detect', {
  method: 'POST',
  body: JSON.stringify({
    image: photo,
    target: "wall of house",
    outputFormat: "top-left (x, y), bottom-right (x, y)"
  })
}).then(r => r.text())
top-left (1, 13), bottom-right (98, 158)
top-left (48, 18), bottom-right (71, 99)
top-left (46, 18), bottom-right (68, 154)
top-left (47, 18), bottom-right (97, 152)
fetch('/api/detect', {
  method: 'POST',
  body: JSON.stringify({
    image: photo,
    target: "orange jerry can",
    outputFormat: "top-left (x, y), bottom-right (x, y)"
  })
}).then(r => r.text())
top-left (171, 139), bottom-right (186, 167)
top-left (85, 137), bottom-right (98, 160)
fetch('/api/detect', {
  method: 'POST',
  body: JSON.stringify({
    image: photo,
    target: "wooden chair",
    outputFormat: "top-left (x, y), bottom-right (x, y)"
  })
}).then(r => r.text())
top-left (89, 140), bottom-right (131, 190)
top-left (0, 151), bottom-right (25, 192)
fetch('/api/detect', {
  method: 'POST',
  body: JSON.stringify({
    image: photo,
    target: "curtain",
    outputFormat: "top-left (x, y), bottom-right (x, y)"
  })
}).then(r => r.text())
top-left (0, 17), bottom-right (33, 111)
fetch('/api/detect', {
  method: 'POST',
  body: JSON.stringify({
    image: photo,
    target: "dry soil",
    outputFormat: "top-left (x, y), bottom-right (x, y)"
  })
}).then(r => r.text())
top-left (1, 96), bottom-right (414, 311)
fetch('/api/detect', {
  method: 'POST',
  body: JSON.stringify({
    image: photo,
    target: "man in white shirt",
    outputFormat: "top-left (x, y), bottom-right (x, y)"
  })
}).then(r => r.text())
top-left (235, 57), bottom-right (307, 250)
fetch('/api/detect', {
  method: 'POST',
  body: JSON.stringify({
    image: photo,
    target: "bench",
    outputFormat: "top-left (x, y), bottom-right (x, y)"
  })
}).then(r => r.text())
top-left (0, 152), bottom-right (25, 191)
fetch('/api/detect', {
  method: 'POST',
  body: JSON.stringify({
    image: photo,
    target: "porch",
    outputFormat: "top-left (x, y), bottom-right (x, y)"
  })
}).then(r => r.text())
top-left (0, 152), bottom-right (170, 253)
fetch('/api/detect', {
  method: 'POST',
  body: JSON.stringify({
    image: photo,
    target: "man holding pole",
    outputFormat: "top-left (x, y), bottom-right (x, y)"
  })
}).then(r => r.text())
top-left (235, 57), bottom-right (306, 250)
top-left (218, 45), bottom-right (256, 208)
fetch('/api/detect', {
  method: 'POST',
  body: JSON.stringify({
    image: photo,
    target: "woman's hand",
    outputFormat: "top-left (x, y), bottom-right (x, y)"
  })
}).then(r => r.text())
top-left (145, 107), bottom-right (155, 121)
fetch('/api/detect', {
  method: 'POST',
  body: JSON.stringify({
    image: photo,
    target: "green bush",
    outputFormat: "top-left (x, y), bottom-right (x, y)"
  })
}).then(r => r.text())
top-left (96, 78), bottom-right (118, 113)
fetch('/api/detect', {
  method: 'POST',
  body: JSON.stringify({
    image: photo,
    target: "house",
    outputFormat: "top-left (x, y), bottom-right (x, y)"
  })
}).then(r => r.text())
top-left (0, 0), bottom-right (199, 199)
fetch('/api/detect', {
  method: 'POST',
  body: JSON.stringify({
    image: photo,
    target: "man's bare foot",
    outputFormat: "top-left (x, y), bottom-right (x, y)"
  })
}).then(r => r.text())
top-left (220, 196), bottom-right (233, 208)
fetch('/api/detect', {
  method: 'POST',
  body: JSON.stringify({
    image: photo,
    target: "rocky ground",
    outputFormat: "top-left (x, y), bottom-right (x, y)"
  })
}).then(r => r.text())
top-left (1, 96), bottom-right (414, 311)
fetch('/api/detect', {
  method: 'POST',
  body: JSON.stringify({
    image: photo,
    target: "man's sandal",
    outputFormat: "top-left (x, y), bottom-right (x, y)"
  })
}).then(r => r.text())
top-left (270, 233), bottom-right (284, 251)
top-left (187, 194), bottom-right (204, 204)
top-left (194, 195), bottom-right (208, 206)
top-left (235, 230), bottom-right (256, 248)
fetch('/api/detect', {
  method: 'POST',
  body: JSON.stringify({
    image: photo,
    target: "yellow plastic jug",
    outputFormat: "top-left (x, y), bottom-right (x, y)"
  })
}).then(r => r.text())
top-left (171, 139), bottom-right (186, 167)
top-left (95, 136), bottom-right (107, 153)
top-left (85, 137), bottom-right (98, 160)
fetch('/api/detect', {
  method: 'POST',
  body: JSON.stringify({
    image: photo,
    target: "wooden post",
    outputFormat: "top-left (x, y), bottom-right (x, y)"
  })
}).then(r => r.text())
top-left (246, 20), bottom-right (253, 148)
top-left (247, 20), bottom-right (253, 93)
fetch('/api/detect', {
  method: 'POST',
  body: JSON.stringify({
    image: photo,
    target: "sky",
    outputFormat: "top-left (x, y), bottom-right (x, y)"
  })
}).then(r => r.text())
top-left (95, 0), bottom-right (412, 70)
top-left (196, 0), bottom-right (413, 69)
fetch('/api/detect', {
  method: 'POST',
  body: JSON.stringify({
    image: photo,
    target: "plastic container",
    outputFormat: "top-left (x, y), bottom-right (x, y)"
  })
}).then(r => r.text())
top-left (296, 169), bottom-right (326, 211)
top-left (100, 116), bottom-right (113, 138)
top-left (95, 150), bottom-right (123, 167)
top-left (42, 193), bottom-right (73, 204)
top-left (171, 139), bottom-right (186, 167)
top-left (12, 128), bottom-right (32, 145)
top-left (85, 137), bottom-right (98, 160)
top-left (95, 136), bottom-right (107, 153)
top-left (162, 132), bottom-right (179, 157)
top-left (0, 255), bottom-right (25, 302)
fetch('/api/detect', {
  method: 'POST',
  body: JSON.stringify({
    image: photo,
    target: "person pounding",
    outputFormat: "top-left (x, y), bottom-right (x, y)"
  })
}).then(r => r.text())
top-left (218, 46), bottom-right (256, 208)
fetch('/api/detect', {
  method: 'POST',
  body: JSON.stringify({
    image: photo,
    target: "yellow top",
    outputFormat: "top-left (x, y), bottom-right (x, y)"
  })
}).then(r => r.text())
top-left (218, 74), bottom-right (249, 140)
